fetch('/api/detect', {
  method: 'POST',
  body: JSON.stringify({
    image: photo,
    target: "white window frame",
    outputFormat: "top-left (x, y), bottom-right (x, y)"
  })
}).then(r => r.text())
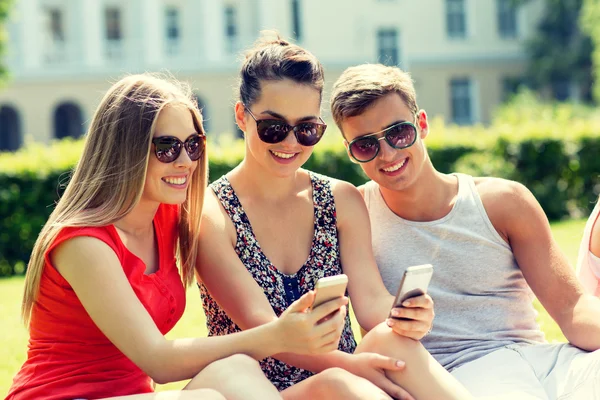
top-left (224, 5), bottom-right (238, 53)
top-left (291, 0), bottom-right (302, 41)
top-left (446, 0), bottom-right (467, 39)
top-left (104, 6), bottom-right (123, 61)
top-left (450, 78), bottom-right (478, 125)
top-left (377, 28), bottom-right (400, 66)
top-left (497, 0), bottom-right (519, 39)
top-left (41, 5), bottom-right (67, 64)
top-left (164, 5), bottom-right (181, 56)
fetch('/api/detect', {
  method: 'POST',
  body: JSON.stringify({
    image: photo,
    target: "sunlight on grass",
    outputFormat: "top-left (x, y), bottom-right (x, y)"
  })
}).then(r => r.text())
top-left (0, 219), bottom-right (587, 394)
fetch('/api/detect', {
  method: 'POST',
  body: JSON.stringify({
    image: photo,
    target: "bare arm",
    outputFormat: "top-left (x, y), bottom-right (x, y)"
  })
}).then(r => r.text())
top-left (196, 192), bottom-right (352, 373)
top-left (52, 236), bottom-right (288, 384)
top-left (334, 181), bottom-right (395, 329)
top-left (590, 201), bottom-right (600, 257)
top-left (54, 233), bottom-right (343, 384)
top-left (481, 179), bottom-right (600, 351)
top-left (344, 181), bottom-right (434, 338)
top-left (198, 189), bottom-right (414, 398)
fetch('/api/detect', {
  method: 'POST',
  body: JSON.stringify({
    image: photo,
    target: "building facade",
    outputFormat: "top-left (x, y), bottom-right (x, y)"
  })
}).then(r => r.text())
top-left (0, 0), bottom-right (543, 150)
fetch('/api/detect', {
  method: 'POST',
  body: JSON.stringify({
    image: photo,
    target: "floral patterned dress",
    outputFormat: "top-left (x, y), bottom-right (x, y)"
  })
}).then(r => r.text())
top-left (199, 171), bottom-right (356, 391)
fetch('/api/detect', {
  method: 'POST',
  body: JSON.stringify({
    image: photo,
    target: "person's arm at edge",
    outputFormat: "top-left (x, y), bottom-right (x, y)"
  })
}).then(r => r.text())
top-left (481, 178), bottom-right (600, 351)
top-left (590, 200), bottom-right (600, 257)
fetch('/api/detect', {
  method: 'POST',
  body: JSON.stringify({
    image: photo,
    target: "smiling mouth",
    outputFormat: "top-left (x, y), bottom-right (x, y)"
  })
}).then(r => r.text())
top-left (381, 158), bottom-right (407, 173)
top-left (163, 176), bottom-right (187, 185)
top-left (270, 150), bottom-right (297, 159)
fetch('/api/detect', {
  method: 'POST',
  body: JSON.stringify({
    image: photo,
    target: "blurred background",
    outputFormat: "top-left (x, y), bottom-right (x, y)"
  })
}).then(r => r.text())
top-left (1, 0), bottom-right (600, 394)
top-left (0, 0), bottom-right (571, 144)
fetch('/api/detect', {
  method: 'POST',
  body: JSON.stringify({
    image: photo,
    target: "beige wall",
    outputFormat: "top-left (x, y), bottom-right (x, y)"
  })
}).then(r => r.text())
top-left (0, 73), bottom-right (240, 143)
top-left (0, 58), bottom-right (526, 144)
top-left (0, 0), bottom-right (543, 146)
top-left (409, 60), bottom-right (527, 124)
top-left (299, 0), bottom-right (542, 66)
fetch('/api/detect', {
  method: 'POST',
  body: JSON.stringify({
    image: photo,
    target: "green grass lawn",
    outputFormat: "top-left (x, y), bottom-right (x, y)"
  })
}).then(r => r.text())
top-left (0, 219), bottom-right (587, 394)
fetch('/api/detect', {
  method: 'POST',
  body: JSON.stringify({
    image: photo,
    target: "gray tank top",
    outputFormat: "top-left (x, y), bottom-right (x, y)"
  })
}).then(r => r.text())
top-left (363, 173), bottom-right (546, 371)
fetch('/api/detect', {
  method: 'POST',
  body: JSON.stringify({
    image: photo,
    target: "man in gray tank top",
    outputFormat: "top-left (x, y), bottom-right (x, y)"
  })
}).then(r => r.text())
top-left (330, 64), bottom-right (600, 399)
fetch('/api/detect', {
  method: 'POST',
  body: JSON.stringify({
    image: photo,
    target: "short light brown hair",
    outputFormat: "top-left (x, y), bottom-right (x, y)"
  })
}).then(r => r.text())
top-left (330, 64), bottom-right (418, 133)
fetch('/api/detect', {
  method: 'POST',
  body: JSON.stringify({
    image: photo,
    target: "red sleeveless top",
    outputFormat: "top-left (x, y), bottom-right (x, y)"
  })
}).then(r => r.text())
top-left (7, 204), bottom-right (185, 400)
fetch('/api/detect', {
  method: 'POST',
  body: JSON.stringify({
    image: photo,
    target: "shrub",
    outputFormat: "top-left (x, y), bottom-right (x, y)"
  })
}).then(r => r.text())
top-left (1, 108), bottom-right (599, 276)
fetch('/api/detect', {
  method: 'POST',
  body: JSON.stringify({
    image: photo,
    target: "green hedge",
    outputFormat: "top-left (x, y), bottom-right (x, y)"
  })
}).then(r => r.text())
top-left (1, 110), bottom-right (600, 277)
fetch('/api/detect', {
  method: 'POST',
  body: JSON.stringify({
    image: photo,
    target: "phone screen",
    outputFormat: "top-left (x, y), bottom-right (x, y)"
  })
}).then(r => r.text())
top-left (311, 274), bottom-right (348, 310)
top-left (391, 264), bottom-right (433, 310)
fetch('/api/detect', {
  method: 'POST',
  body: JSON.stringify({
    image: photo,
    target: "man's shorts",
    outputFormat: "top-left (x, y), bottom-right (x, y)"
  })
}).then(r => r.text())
top-left (450, 343), bottom-right (600, 399)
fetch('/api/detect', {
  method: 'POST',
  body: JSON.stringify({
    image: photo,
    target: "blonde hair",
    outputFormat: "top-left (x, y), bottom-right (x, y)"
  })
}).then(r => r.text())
top-left (22, 73), bottom-right (208, 325)
top-left (330, 64), bottom-right (419, 134)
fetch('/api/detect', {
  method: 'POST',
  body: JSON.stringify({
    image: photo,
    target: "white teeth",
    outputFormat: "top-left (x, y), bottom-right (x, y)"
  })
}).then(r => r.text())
top-left (383, 159), bottom-right (407, 172)
top-left (164, 177), bottom-right (187, 185)
top-left (271, 150), bottom-right (296, 159)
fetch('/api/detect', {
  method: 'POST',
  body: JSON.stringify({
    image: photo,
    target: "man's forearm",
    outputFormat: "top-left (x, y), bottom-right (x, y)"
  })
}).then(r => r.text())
top-left (562, 294), bottom-right (600, 351)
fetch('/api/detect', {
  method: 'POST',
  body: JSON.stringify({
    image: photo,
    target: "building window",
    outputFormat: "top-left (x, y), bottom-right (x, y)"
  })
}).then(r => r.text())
top-left (43, 7), bottom-right (66, 63)
top-left (224, 6), bottom-right (238, 53)
top-left (497, 0), bottom-right (518, 38)
top-left (291, 0), bottom-right (302, 41)
top-left (165, 6), bottom-right (180, 56)
top-left (48, 8), bottom-right (65, 42)
top-left (54, 102), bottom-right (84, 139)
top-left (446, 0), bottom-right (466, 38)
top-left (105, 7), bottom-right (123, 60)
top-left (450, 78), bottom-right (473, 124)
top-left (377, 28), bottom-right (399, 66)
top-left (0, 106), bottom-right (22, 152)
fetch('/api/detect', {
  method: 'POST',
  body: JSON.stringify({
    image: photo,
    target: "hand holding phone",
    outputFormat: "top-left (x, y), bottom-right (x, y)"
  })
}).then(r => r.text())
top-left (390, 264), bottom-right (433, 319)
top-left (311, 274), bottom-right (348, 310)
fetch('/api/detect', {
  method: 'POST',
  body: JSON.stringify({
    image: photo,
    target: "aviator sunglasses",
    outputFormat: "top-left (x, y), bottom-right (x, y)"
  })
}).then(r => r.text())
top-left (347, 121), bottom-right (418, 163)
top-left (244, 105), bottom-right (327, 147)
top-left (152, 133), bottom-right (206, 163)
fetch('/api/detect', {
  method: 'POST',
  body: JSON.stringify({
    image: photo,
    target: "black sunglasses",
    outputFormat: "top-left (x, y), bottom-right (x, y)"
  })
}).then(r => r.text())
top-left (347, 121), bottom-right (418, 163)
top-left (151, 133), bottom-right (206, 163)
top-left (244, 105), bottom-right (327, 147)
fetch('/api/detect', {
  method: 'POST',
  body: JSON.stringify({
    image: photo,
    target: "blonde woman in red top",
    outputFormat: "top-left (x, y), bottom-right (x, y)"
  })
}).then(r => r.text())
top-left (7, 74), bottom-right (348, 400)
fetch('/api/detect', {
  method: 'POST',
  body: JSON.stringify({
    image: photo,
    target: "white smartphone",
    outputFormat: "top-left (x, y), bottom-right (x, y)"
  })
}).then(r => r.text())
top-left (390, 264), bottom-right (433, 319)
top-left (311, 274), bottom-right (348, 310)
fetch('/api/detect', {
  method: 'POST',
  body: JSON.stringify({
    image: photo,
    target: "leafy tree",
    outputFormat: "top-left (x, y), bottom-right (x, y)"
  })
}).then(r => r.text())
top-left (0, 0), bottom-right (11, 83)
top-left (581, 0), bottom-right (600, 102)
top-left (523, 0), bottom-right (594, 102)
